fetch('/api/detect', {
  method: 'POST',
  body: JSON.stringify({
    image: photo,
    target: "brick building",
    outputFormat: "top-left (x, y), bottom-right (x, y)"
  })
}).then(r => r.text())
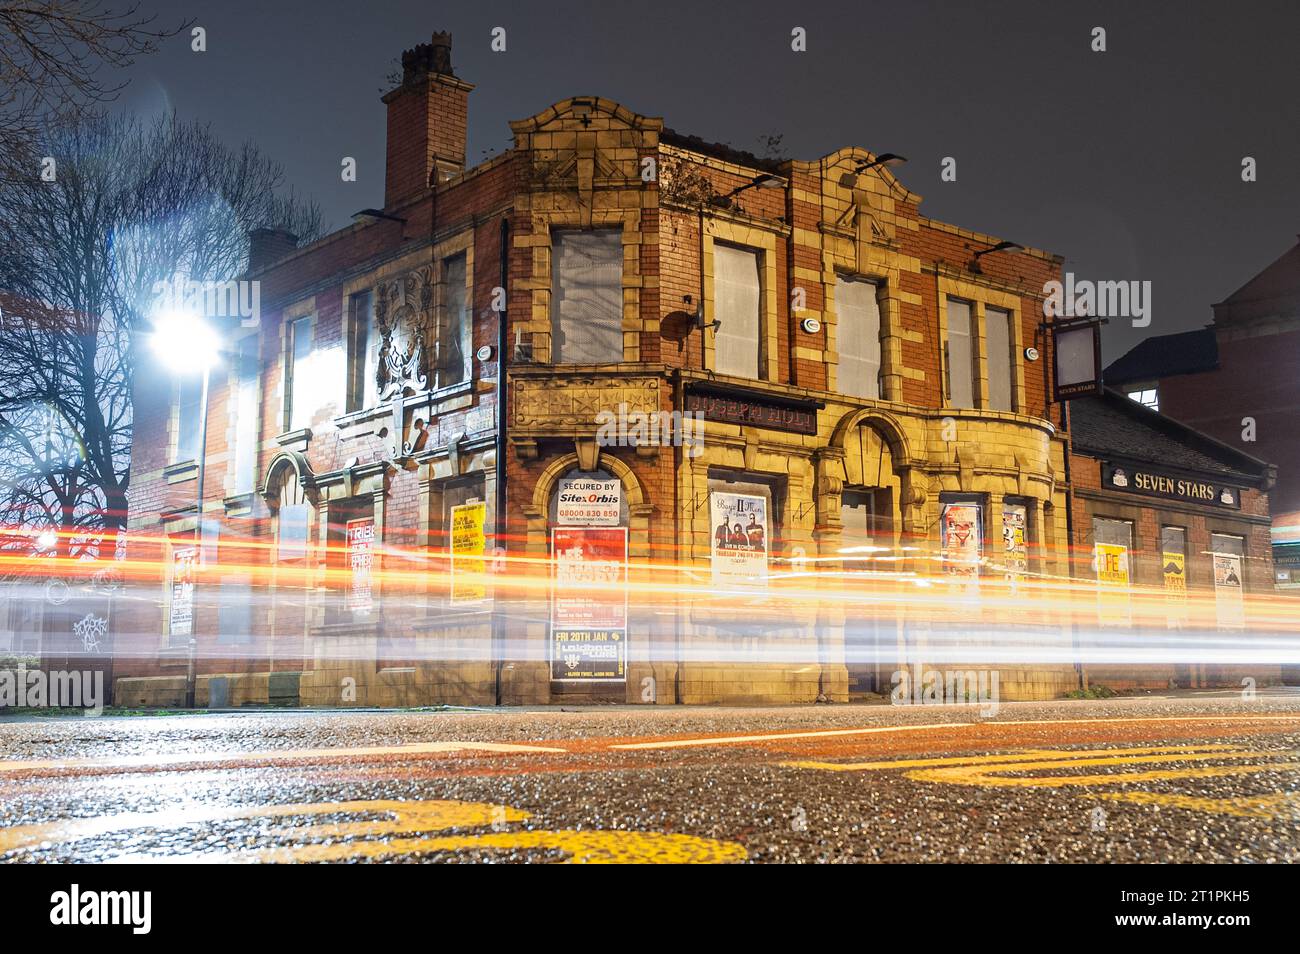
top-left (115, 33), bottom-right (1095, 707)
top-left (1105, 236), bottom-right (1300, 586)
top-left (1068, 389), bottom-right (1278, 689)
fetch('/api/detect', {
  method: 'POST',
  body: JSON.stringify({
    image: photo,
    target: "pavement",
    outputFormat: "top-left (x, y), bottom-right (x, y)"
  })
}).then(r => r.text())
top-left (2, 692), bottom-right (1300, 863)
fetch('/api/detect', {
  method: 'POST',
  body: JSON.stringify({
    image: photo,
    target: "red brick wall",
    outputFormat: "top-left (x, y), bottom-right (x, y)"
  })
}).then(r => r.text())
top-left (384, 77), bottom-right (471, 208)
top-left (1070, 450), bottom-right (1272, 592)
top-left (1156, 326), bottom-right (1300, 513)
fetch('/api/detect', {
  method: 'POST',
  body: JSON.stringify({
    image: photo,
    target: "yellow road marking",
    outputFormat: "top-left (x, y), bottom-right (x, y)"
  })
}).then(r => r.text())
top-left (783, 744), bottom-right (1241, 772)
top-left (785, 743), bottom-right (1300, 817)
top-left (0, 740), bottom-right (566, 775)
top-left (239, 830), bottom-right (746, 864)
top-left (908, 752), bottom-right (1300, 788)
top-left (0, 797), bottom-right (747, 864)
top-left (1088, 790), bottom-right (1300, 819)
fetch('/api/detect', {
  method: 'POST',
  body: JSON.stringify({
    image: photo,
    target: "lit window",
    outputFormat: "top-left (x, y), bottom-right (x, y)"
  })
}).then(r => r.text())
top-left (287, 315), bottom-right (314, 430)
top-left (174, 376), bottom-right (203, 464)
top-left (1126, 388), bottom-right (1159, 411)
top-left (231, 335), bottom-right (259, 493)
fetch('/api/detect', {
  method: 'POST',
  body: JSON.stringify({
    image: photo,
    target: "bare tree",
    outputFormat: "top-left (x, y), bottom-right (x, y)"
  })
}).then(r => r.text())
top-left (0, 1), bottom-right (187, 158)
top-left (0, 112), bottom-right (322, 558)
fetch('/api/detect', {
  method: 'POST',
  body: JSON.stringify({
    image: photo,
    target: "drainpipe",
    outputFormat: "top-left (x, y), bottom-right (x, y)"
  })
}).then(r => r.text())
top-left (494, 215), bottom-right (510, 706)
top-left (1061, 397), bottom-right (1084, 690)
top-left (672, 368), bottom-right (683, 705)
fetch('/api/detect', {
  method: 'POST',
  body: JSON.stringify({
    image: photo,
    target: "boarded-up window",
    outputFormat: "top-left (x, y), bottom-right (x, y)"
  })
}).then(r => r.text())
top-left (986, 306), bottom-right (1013, 411)
top-left (714, 244), bottom-right (761, 379)
top-left (551, 230), bottom-right (623, 364)
top-left (836, 278), bottom-right (881, 399)
top-left (945, 299), bottom-right (974, 409)
top-left (439, 253), bottom-right (470, 387)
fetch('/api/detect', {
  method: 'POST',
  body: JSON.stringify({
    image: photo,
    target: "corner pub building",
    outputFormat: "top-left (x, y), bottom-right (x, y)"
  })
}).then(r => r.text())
top-left (111, 33), bottom-right (1236, 708)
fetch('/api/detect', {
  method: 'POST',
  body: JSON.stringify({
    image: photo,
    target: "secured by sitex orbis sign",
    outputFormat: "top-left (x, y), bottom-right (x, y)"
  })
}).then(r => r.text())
top-left (556, 477), bottom-right (622, 526)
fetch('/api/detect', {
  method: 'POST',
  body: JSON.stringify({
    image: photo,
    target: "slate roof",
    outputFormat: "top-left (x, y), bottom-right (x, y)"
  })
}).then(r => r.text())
top-left (1102, 327), bottom-right (1218, 386)
top-left (1069, 389), bottom-right (1272, 485)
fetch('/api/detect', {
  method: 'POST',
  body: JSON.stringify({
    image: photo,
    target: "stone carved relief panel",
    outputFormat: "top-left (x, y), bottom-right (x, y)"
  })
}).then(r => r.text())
top-left (513, 376), bottom-right (660, 428)
top-left (375, 266), bottom-right (434, 400)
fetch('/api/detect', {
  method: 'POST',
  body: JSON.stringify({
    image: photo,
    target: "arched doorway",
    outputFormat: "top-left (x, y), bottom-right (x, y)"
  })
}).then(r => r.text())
top-left (527, 452), bottom-right (655, 703)
top-left (831, 414), bottom-right (911, 696)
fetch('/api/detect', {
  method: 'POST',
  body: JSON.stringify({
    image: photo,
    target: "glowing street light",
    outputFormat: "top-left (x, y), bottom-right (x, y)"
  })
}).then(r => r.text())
top-left (151, 309), bottom-right (222, 373)
top-left (152, 309), bottom-right (222, 709)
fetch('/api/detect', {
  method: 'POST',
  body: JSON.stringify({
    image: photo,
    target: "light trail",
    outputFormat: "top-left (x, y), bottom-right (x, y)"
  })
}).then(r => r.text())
top-left (4, 525), bottom-right (1300, 671)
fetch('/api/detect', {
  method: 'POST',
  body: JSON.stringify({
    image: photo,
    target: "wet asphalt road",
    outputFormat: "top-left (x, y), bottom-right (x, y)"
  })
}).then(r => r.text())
top-left (2, 692), bottom-right (1299, 863)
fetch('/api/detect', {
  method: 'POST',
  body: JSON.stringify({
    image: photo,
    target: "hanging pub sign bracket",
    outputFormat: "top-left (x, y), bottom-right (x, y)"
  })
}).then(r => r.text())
top-left (1044, 315), bottom-right (1106, 402)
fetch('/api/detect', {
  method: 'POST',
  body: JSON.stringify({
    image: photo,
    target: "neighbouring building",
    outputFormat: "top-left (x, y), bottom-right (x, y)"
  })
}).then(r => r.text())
top-left (111, 33), bottom-right (1277, 709)
top-left (1105, 236), bottom-right (1300, 587)
top-left (1069, 389), bottom-right (1278, 689)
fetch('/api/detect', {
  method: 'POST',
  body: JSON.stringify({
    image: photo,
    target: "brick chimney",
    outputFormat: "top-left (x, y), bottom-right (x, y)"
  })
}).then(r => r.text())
top-left (247, 227), bottom-right (299, 273)
top-left (382, 32), bottom-right (474, 209)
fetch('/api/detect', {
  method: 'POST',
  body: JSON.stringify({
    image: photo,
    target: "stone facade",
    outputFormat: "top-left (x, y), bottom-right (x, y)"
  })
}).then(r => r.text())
top-left (114, 34), bottom-right (1096, 708)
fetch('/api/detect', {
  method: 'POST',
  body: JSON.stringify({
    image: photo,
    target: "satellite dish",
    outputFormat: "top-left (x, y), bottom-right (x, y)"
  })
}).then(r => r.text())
top-left (660, 310), bottom-right (696, 343)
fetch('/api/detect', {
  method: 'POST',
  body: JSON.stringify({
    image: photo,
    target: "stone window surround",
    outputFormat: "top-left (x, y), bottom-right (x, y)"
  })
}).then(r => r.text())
top-left (826, 271), bottom-right (896, 401)
top-left (936, 276), bottom-right (1026, 414)
top-left (528, 209), bottom-right (644, 366)
top-left (702, 218), bottom-right (780, 382)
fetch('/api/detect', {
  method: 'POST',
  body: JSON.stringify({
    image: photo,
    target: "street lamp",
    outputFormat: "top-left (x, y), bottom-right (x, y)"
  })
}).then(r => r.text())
top-left (151, 309), bottom-right (222, 708)
top-left (718, 173), bottom-right (784, 203)
top-left (970, 240), bottom-right (1025, 272)
top-left (853, 153), bottom-right (907, 174)
top-left (838, 153), bottom-right (908, 188)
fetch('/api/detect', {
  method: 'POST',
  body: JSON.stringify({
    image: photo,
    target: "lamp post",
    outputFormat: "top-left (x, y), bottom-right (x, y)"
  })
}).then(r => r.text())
top-left (152, 311), bottom-right (221, 709)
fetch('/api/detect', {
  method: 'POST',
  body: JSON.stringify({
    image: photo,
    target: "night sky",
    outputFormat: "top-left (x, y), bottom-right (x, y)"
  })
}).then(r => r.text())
top-left (116, 0), bottom-right (1299, 362)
